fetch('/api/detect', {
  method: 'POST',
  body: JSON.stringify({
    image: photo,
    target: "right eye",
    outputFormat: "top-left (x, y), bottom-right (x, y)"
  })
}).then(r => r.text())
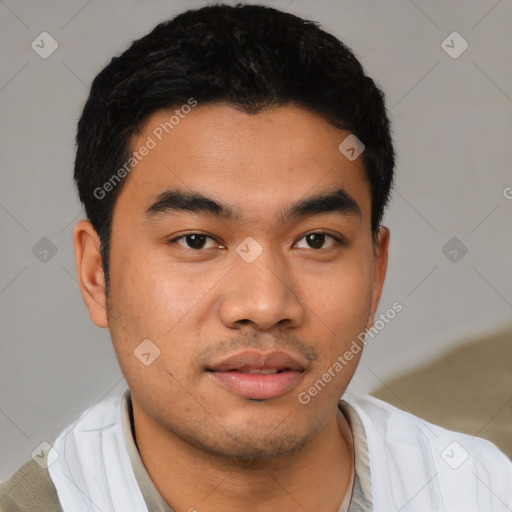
top-left (166, 233), bottom-right (222, 251)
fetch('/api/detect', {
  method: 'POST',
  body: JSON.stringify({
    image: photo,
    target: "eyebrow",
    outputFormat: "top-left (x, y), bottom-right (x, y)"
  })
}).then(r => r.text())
top-left (144, 186), bottom-right (362, 224)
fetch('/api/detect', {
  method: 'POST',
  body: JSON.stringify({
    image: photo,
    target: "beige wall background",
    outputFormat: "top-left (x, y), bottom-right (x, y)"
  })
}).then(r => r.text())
top-left (1, 0), bottom-right (511, 480)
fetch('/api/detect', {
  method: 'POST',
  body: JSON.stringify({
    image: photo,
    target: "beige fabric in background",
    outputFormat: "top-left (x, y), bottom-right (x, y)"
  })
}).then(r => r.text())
top-left (371, 326), bottom-right (512, 459)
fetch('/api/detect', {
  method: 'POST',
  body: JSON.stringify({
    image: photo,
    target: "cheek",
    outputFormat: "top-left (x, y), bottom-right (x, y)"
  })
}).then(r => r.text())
top-left (295, 251), bottom-right (374, 394)
top-left (300, 253), bottom-right (373, 328)
top-left (110, 246), bottom-right (189, 330)
top-left (108, 247), bottom-right (216, 371)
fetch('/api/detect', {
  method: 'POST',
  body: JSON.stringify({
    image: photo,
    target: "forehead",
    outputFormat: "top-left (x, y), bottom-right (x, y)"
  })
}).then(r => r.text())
top-left (113, 103), bottom-right (371, 225)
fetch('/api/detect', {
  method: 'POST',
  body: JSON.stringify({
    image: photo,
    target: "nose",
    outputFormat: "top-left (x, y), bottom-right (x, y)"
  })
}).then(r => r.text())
top-left (218, 247), bottom-right (305, 331)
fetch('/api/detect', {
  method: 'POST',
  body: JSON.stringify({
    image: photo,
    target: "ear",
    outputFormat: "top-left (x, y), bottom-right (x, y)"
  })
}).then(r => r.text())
top-left (366, 226), bottom-right (390, 330)
top-left (73, 219), bottom-right (108, 328)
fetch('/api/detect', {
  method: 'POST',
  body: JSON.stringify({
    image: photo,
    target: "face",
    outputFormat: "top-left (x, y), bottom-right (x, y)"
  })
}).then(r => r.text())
top-left (74, 103), bottom-right (389, 463)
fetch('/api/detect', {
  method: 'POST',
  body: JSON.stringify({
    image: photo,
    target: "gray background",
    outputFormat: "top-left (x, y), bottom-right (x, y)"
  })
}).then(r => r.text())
top-left (1, 0), bottom-right (511, 480)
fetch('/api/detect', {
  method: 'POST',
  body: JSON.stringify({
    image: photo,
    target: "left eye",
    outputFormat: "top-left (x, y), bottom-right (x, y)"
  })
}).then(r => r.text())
top-left (295, 232), bottom-right (343, 250)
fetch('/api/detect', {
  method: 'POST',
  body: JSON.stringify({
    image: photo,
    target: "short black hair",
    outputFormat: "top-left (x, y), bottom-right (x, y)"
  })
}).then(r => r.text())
top-left (74, 2), bottom-right (395, 287)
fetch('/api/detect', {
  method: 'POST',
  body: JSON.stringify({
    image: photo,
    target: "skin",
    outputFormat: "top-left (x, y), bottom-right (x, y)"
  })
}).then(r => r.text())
top-left (73, 103), bottom-right (390, 512)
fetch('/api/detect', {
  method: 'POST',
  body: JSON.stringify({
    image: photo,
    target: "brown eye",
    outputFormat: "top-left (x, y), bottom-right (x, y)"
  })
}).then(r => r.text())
top-left (168, 233), bottom-right (218, 250)
top-left (295, 232), bottom-right (343, 250)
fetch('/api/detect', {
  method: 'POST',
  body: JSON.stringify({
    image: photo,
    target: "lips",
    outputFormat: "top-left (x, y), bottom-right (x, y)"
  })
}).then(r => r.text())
top-left (207, 350), bottom-right (306, 373)
top-left (206, 350), bottom-right (307, 400)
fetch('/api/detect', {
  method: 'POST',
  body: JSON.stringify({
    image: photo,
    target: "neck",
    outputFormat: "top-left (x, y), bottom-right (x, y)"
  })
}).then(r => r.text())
top-left (131, 400), bottom-right (354, 512)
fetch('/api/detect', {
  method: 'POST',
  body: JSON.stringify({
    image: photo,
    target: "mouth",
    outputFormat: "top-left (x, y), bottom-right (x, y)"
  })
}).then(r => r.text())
top-left (205, 350), bottom-right (307, 400)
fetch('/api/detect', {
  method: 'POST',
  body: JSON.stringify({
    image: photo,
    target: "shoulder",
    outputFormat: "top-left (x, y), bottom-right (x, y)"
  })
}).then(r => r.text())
top-left (342, 393), bottom-right (512, 509)
top-left (350, 393), bottom-right (509, 453)
top-left (347, 393), bottom-right (512, 468)
top-left (0, 454), bottom-right (63, 512)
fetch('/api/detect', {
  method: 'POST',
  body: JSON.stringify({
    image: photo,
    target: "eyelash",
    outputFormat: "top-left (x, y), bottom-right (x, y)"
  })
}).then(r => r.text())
top-left (166, 231), bottom-right (345, 251)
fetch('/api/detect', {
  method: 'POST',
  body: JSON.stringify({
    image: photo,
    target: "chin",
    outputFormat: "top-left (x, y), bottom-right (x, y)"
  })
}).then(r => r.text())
top-left (184, 417), bottom-right (317, 468)
top-left (204, 436), bottom-right (309, 468)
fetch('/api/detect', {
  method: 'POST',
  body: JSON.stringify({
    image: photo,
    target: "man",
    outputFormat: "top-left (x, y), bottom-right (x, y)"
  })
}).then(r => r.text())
top-left (1, 3), bottom-right (511, 511)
